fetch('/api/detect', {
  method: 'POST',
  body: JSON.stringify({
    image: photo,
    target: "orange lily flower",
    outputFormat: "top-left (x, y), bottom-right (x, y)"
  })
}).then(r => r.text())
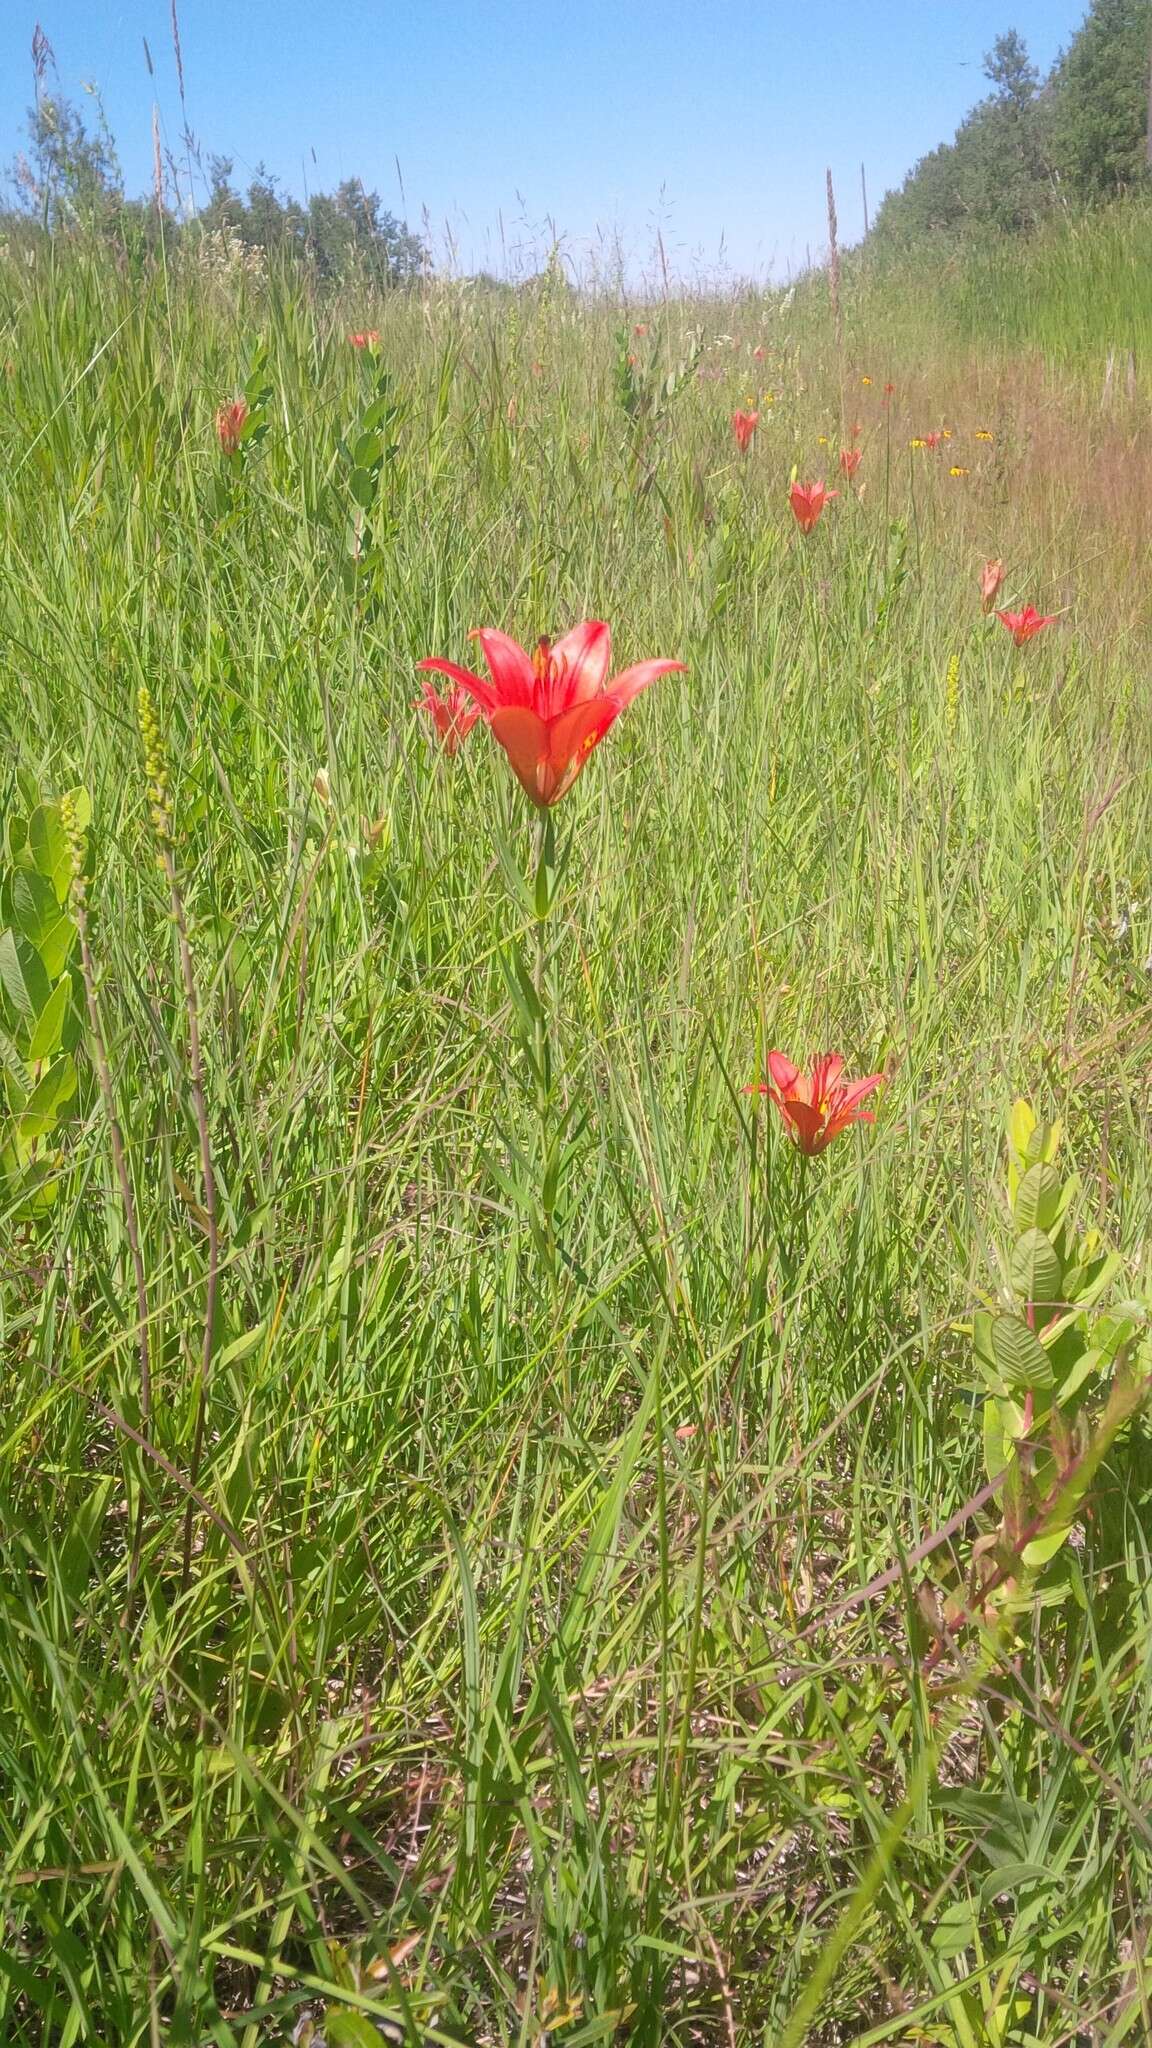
top-left (413, 680), bottom-right (482, 755)
top-left (996, 606), bottom-right (1057, 647)
top-left (789, 481), bottom-right (838, 534)
top-left (417, 622), bottom-right (686, 808)
top-left (732, 408), bottom-right (759, 452)
top-left (215, 399), bottom-right (248, 454)
top-left (979, 559), bottom-right (1005, 611)
top-left (839, 447), bottom-right (862, 478)
top-left (752, 1052), bottom-right (883, 1156)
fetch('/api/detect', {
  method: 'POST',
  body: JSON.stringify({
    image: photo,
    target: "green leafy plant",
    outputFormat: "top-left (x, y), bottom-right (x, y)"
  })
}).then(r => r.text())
top-left (341, 362), bottom-right (405, 588)
top-left (0, 789), bottom-right (88, 1215)
top-left (971, 1098), bottom-right (1150, 1589)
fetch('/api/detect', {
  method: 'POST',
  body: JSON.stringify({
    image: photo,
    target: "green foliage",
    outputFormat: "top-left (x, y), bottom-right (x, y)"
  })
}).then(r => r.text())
top-left (340, 359), bottom-right (406, 586)
top-left (4, 95), bottom-right (426, 286)
top-left (1049, 0), bottom-right (1152, 200)
top-left (0, 790), bottom-right (87, 1214)
top-left (195, 160), bottom-right (427, 286)
top-left (0, 237), bottom-right (1151, 2046)
top-left (873, 4), bottom-right (1152, 248)
top-left (971, 1099), bottom-right (1148, 1581)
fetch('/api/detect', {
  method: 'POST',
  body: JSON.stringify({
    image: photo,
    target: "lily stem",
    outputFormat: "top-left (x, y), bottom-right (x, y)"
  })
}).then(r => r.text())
top-left (531, 808), bottom-right (573, 1420)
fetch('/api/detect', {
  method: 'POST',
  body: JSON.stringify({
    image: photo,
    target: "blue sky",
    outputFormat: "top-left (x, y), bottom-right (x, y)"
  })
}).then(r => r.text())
top-left (1, 0), bottom-right (1089, 281)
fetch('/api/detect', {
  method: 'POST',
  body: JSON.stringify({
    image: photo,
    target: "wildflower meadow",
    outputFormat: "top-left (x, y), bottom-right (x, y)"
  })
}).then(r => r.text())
top-left (2, 219), bottom-right (1152, 2047)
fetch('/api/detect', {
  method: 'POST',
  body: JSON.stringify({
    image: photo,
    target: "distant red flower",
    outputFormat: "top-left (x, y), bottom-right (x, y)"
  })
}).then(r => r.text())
top-left (215, 399), bottom-right (248, 454)
top-left (922, 431), bottom-right (943, 450)
top-left (849, 421), bottom-right (862, 440)
top-left (753, 344), bottom-right (766, 361)
top-left (349, 330), bottom-right (380, 350)
top-left (732, 408), bottom-right (759, 453)
top-left (789, 480), bottom-right (838, 534)
top-left (980, 558), bottom-right (1005, 612)
top-left (839, 447), bottom-right (862, 478)
top-left (996, 606), bottom-right (1057, 647)
top-left (751, 1051), bottom-right (883, 1156)
top-left (413, 679), bottom-right (482, 756)
top-left (417, 621), bottom-right (686, 808)
top-left (883, 381), bottom-right (895, 397)
top-left (633, 322), bottom-right (648, 337)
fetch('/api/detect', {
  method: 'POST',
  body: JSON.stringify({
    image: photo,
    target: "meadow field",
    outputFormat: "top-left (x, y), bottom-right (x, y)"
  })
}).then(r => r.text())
top-left (2, 220), bottom-right (1151, 2046)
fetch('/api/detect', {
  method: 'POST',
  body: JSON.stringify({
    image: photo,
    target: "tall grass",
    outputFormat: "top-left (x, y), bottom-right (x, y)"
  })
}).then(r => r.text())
top-left (1, 227), bottom-right (1150, 2046)
top-left (850, 200), bottom-right (1152, 391)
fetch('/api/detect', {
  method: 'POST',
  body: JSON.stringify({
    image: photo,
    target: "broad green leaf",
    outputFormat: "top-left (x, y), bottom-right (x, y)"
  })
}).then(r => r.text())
top-left (977, 1859), bottom-right (1053, 1903)
top-left (326, 2013), bottom-right (391, 2048)
top-left (27, 977), bottom-right (72, 1063)
top-left (1021, 1525), bottom-right (1072, 1569)
top-left (1025, 1115), bottom-right (1062, 1166)
top-left (218, 1324), bottom-right (267, 1368)
top-left (972, 1310), bottom-right (1000, 1390)
top-left (12, 869), bottom-right (75, 978)
top-left (929, 1895), bottom-right (976, 1958)
top-left (1012, 1162), bottom-right (1062, 1233)
top-left (349, 465), bottom-right (377, 510)
top-left (16, 1052), bottom-right (76, 1154)
top-left (11, 866), bottom-right (58, 945)
top-left (0, 1024), bottom-right (29, 1094)
top-left (27, 802), bottom-right (71, 903)
top-left (1009, 1227), bottom-right (1063, 1308)
top-left (983, 1395), bottom-right (1009, 1481)
top-left (1057, 1346), bottom-right (1102, 1405)
top-left (1007, 1097), bottom-right (1035, 1164)
top-left (352, 429), bottom-right (382, 469)
top-left (0, 927), bottom-right (51, 1031)
top-left (990, 1315), bottom-right (1053, 1390)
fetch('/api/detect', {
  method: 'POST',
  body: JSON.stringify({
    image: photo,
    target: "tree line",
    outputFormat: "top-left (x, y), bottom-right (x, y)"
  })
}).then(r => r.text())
top-left (872, 0), bottom-right (1152, 245)
top-left (3, 42), bottom-right (426, 287)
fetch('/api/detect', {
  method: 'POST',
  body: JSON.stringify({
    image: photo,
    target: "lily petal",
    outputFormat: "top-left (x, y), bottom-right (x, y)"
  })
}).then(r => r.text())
top-left (809, 1053), bottom-right (845, 1103)
top-left (416, 656), bottom-right (496, 715)
top-left (469, 628), bottom-right (536, 708)
top-left (548, 621), bottom-right (612, 711)
top-left (605, 658), bottom-right (688, 711)
top-left (782, 1099), bottom-right (826, 1152)
top-left (766, 1051), bottom-right (802, 1098)
top-left (830, 1073), bottom-right (884, 1115)
top-left (489, 705), bottom-right (552, 804)
top-left (545, 697), bottom-right (621, 802)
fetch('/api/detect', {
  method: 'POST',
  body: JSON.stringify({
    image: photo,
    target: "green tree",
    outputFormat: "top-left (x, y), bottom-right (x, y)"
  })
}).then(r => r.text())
top-left (10, 89), bottom-right (122, 229)
top-left (873, 30), bottom-right (1052, 244)
top-left (1049, 0), bottom-right (1152, 200)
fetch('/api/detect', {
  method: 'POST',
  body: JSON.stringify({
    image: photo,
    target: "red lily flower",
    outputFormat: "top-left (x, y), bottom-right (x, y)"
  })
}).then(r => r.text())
top-left (789, 481), bottom-right (838, 534)
top-left (413, 679), bottom-right (481, 756)
top-left (922, 430), bottom-right (943, 450)
top-left (215, 399), bottom-right (248, 454)
top-left (732, 408), bottom-right (759, 452)
top-left (753, 344), bottom-right (766, 362)
top-left (417, 621), bottom-right (686, 808)
top-left (979, 558), bottom-right (1005, 612)
top-left (839, 446), bottom-right (862, 478)
top-left (349, 329), bottom-right (380, 350)
top-left (996, 606), bottom-right (1057, 647)
top-left (752, 1051), bottom-right (883, 1156)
